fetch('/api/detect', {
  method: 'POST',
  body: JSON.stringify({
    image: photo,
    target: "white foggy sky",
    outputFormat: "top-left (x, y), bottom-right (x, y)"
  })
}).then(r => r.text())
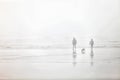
top-left (0, 0), bottom-right (120, 44)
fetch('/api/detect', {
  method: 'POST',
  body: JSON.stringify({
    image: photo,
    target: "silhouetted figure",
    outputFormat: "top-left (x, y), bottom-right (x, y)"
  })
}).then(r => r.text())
top-left (89, 39), bottom-right (94, 50)
top-left (89, 39), bottom-right (94, 66)
top-left (81, 48), bottom-right (85, 54)
top-left (72, 37), bottom-right (77, 53)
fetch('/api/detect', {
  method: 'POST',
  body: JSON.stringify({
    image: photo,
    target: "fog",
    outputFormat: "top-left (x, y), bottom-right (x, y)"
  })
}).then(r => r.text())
top-left (0, 0), bottom-right (120, 46)
top-left (0, 1), bottom-right (120, 79)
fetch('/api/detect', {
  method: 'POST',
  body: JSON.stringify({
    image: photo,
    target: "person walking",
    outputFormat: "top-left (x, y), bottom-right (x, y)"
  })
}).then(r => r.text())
top-left (72, 37), bottom-right (77, 53)
top-left (89, 39), bottom-right (94, 50)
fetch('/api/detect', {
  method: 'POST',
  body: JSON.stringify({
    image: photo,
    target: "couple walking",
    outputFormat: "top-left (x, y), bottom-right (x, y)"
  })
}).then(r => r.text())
top-left (72, 37), bottom-right (94, 53)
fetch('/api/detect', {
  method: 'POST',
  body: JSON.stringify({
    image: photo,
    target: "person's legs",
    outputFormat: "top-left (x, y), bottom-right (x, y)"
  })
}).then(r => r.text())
top-left (75, 44), bottom-right (76, 52)
top-left (73, 45), bottom-right (74, 52)
top-left (91, 44), bottom-right (93, 49)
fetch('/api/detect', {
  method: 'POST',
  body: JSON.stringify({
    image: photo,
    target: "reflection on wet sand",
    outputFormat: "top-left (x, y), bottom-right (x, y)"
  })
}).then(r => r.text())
top-left (0, 48), bottom-right (119, 79)
top-left (72, 52), bottom-right (77, 67)
top-left (90, 49), bottom-right (94, 66)
top-left (72, 48), bottom-right (94, 67)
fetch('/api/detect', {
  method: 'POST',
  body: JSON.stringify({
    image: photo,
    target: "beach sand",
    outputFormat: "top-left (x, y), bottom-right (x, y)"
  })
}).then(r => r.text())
top-left (0, 48), bottom-right (119, 80)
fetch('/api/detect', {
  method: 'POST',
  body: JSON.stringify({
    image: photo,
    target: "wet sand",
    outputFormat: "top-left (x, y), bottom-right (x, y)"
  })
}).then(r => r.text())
top-left (0, 48), bottom-right (119, 80)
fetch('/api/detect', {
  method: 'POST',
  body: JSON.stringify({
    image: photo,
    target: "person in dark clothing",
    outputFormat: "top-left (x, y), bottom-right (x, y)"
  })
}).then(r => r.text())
top-left (89, 39), bottom-right (94, 50)
top-left (72, 37), bottom-right (77, 53)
